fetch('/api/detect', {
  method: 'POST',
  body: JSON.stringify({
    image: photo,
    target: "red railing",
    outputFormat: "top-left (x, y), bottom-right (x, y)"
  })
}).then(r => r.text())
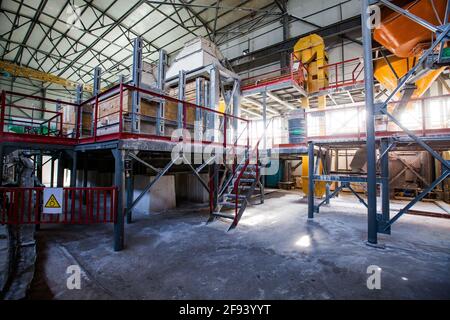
top-left (241, 51), bottom-right (307, 90)
top-left (0, 187), bottom-right (118, 225)
top-left (0, 85), bottom-right (251, 149)
top-left (319, 57), bottom-right (364, 90)
top-left (305, 94), bottom-right (450, 141)
top-left (0, 90), bottom-right (78, 140)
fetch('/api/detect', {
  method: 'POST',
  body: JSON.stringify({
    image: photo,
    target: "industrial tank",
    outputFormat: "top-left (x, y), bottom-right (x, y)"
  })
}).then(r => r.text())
top-left (287, 109), bottom-right (306, 144)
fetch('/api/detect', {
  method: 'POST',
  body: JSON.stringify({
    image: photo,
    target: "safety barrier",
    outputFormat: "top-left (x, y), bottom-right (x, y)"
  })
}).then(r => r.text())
top-left (0, 187), bottom-right (118, 225)
top-left (0, 85), bottom-right (250, 149)
top-left (306, 94), bottom-right (450, 140)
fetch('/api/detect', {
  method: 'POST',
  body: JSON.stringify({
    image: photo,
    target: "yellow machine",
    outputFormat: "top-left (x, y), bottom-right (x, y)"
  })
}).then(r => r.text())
top-left (293, 34), bottom-right (329, 197)
top-left (294, 34), bottom-right (329, 121)
top-left (374, 56), bottom-right (444, 100)
top-left (0, 60), bottom-right (93, 93)
top-left (373, 0), bottom-right (447, 114)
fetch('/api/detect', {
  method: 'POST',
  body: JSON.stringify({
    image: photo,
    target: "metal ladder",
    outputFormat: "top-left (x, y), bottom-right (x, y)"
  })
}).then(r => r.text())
top-left (210, 163), bottom-right (261, 230)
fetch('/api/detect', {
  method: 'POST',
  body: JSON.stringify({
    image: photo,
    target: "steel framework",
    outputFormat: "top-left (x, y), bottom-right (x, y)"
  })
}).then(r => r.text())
top-left (307, 0), bottom-right (450, 246)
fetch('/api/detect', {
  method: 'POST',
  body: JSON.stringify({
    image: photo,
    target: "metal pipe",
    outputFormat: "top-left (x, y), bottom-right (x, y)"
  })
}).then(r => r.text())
top-left (362, 0), bottom-right (378, 244)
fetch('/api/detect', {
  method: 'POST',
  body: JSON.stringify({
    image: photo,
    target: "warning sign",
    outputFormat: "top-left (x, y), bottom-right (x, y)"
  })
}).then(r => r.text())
top-left (45, 194), bottom-right (61, 208)
top-left (43, 188), bottom-right (63, 214)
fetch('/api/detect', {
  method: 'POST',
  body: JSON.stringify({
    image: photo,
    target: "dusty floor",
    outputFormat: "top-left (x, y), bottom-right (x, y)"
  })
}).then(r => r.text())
top-left (28, 191), bottom-right (450, 300)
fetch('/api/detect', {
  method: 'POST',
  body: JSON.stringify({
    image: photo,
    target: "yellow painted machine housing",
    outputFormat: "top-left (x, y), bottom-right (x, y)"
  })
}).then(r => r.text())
top-left (373, 0), bottom-right (446, 106)
top-left (294, 34), bottom-right (329, 197)
top-left (374, 56), bottom-right (445, 101)
top-left (293, 34), bottom-right (329, 94)
top-left (301, 155), bottom-right (326, 197)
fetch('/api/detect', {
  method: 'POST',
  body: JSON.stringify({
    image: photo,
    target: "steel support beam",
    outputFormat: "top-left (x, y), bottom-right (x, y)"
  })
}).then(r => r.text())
top-left (57, 151), bottom-right (64, 187)
top-left (308, 142), bottom-right (315, 219)
top-left (195, 77), bottom-right (205, 142)
top-left (208, 67), bottom-right (219, 141)
top-left (132, 37), bottom-right (143, 133)
top-left (183, 155), bottom-right (210, 193)
top-left (230, 15), bottom-right (362, 73)
top-left (385, 170), bottom-right (450, 230)
top-left (380, 138), bottom-right (390, 222)
top-left (267, 92), bottom-right (296, 110)
top-left (125, 154), bottom-right (133, 224)
top-left (127, 156), bottom-right (179, 214)
top-left (75, 84), bottom-right (83, 139)
top-left (362, 0), bottom-right (378, 245)
top-left (70, 151), bottom-right (77, 188)
top-left (112, 148), bottom-right (125, 251)
top-left (178, 70), bottom-right (186, 129)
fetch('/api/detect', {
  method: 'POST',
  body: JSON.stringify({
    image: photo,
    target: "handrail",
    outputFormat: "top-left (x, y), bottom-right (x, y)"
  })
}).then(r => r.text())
top-left (217, 117), bottom-right (274, 202)
top-left (231, 117), bottom-right (274, 220)
top-left (123, 84), bottom-right (249, 123)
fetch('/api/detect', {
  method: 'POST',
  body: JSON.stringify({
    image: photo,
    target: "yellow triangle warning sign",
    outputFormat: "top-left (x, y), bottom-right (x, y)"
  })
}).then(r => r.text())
top-left (44, 194), bottom-right (61, 208)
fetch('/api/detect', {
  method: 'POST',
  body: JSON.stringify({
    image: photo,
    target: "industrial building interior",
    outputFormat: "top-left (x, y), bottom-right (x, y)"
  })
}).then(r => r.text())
top-left (0, 0), bottom-right (449, 301)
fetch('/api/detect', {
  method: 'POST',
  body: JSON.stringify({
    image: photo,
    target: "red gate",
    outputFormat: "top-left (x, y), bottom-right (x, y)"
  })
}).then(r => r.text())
top-left (0, 187), bottom-right (118, 224)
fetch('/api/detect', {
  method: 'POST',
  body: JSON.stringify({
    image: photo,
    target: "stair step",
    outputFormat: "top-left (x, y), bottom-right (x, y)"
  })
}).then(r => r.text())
top-left (234, 178), bottom-right (255, 184)
top-left (242, 171), bottom-right (257, 177)
top-left (212, 212), bottom-right (235, 220)
top-left (237, 163), bottom-right (255, 168)
top-left (220, 201), bottom-right (242, 208)
top-left (224, 194), bottom-right (247, 199)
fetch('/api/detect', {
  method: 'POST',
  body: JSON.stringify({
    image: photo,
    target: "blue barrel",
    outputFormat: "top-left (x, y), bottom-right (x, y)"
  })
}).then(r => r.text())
top-left (288, 109), bottom-right (306, 144)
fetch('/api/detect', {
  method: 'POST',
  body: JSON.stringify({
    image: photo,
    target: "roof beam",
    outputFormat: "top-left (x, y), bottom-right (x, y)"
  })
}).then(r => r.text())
top-left (243, 97), bottom-right (279, 115)
top-left (266, 92), bottom-right (296, 110)
top-left (229, 15), bottom-right (362, 73)
top-left (241, 108), bottom-right (262, 117)
top-left (55, 0), bottom-right (147, 79)
top-left (178, 0), bottom-right (213, 40)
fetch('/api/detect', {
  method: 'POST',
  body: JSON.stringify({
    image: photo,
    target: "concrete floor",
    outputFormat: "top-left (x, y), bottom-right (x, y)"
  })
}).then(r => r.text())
top-left (28, 191), bottom-right (450, 300)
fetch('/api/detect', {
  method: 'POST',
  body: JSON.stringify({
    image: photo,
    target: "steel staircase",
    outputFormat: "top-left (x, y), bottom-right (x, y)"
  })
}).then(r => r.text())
top-left (207, 117), bottom-right (274, 230)
top-left (208, 156), bottom-right (262, 230)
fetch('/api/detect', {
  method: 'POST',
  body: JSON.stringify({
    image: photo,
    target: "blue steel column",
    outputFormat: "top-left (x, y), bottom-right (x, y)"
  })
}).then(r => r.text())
top-left (308, 142), bottom-right (315, 219)
top-left (112, 148), bottom-right (124, 251)
top-left (195, 77), bottom-right (204, 141)
top-left (232, 80), bottom-right (240, 143)
top-left (362, 0), bottom-right (378, 244)
top-left (125, 154), bottom-right (133, 224)
top-left (75, 84), bottom-right (83, 138)
top-left (177, 70), bottom-right (186, 129)
top-left (70, 151), bottom-right (77, 188)
top-left (57, 152), bottom-right (64, 187)
top-left (380, 138), bottom-right (390, 222)
top-left (132, 37), bottom-right (143, 133)
top-left (208, 67), bottom-right (219, 142)
top-left (91, 67), bottom-right (101, 135)
top-left (157, 50), bottom-right (167, 136)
